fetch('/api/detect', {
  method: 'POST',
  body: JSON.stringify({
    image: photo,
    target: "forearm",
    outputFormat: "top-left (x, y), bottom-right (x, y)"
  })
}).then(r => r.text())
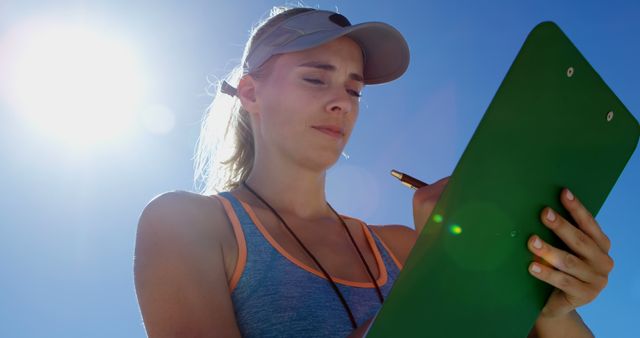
top-left (528, 310), bottom-right (593, 338)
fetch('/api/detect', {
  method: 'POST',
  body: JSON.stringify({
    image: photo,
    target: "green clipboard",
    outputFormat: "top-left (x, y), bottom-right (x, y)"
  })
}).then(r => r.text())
top-left (367, 22), bottom-right (639, 337)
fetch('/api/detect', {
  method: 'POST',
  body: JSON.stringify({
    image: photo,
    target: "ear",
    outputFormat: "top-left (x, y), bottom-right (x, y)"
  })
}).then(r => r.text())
top-left (237, 75), bottom-right (260, 115)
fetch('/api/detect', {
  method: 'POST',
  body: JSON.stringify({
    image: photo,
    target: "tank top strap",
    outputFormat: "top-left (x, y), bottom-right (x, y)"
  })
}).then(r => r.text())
top-left (217, 191), bottom-right (253, 226)
top-left (212, 192), bottom-right (252, 292)
top-left (210, 192), bottom-right (404, 337)
top-left (366, 225), bottom-right (404, 271)
top-left (340, 217), bottom-right (403, 276)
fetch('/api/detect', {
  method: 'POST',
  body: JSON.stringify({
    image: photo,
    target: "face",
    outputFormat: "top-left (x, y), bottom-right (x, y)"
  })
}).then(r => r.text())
top-left (246, 36), bottom-right (364, 171)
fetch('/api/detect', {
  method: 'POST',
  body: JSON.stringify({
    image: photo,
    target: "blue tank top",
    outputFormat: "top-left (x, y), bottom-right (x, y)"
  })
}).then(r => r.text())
top-left (215, 192), bottom-right (403, 338)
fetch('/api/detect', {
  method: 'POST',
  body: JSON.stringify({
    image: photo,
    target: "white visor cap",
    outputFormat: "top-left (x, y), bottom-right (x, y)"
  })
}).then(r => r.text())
top-left (243, 9), bottom-right (410, 85)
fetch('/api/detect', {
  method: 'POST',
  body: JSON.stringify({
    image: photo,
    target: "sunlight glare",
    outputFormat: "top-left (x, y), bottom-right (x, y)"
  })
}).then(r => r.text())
top-left (1, 18), bottom-right (146, 148)
top-left (140, 104), bottom-right (176, 135)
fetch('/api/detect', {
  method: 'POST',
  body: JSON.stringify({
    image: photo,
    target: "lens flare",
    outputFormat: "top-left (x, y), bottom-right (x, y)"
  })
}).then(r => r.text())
top-left (449, 224), bottom-right (462, 235)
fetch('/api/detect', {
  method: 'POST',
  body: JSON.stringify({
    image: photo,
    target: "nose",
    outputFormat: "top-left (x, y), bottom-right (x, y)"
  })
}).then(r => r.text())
top-left (325, 88), bottom-right (354, 115)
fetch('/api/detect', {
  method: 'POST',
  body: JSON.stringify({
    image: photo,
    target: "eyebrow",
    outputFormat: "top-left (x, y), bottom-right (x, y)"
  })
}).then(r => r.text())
top-left (297, 61), bottom-right (364, 83)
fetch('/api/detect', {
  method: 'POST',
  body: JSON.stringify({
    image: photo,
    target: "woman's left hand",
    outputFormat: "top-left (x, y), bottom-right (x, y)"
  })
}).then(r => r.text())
top-left (528, 188), bottom-right (614, 320)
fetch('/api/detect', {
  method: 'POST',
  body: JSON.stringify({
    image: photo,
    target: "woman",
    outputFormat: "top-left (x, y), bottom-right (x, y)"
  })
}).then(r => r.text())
top-left (134, 7), bottom-right (613, 337)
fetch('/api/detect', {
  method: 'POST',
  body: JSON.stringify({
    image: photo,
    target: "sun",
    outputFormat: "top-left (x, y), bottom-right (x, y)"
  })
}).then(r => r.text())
top-left (1, 17), bottom-right (146, 149)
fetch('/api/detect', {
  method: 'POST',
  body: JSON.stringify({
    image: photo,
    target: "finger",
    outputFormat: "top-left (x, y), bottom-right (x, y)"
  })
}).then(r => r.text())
top-left (528, 235), bottom-right (604, 285)
top-left (540, 207), bottom-right (614, 276)
top-left (529, 262), bottom-right (596, 307)
top-left (413, 176), bottom-right (449, 203)
top-left (437, 176), bottom-right (451, 184)
top-left (561, 188), bottom-right (611, 253)
top-left (541, 207), bottom-right (599, 260)
top-left (412, 176), bottom-right (450, 230)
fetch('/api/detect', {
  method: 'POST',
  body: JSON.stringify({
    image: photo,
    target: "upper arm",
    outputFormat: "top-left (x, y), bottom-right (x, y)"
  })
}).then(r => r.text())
top-left (134, 191), bottom-right (241, 338)
top-left (371, 224), bottom-right (418, 267)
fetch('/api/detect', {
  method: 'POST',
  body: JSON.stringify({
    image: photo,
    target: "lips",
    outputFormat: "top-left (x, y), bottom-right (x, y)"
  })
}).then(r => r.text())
top-left (312, 125), bottom-right (345, 138)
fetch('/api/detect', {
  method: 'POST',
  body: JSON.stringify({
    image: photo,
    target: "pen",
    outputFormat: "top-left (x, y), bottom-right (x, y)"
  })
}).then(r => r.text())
top-left (390, 169), bottom-right (429, 190)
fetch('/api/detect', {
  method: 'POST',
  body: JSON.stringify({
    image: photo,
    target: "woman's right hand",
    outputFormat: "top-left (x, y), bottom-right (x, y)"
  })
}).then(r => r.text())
top-left (412, 176), bottom-right (450, 234)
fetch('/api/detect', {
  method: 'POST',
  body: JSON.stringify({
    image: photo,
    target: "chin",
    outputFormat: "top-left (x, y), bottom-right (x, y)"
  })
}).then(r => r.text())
top-left (299, 151), bottom-right (342, 171)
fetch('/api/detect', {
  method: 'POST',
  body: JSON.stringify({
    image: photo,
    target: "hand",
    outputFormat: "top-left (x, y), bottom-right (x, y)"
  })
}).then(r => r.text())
top-left (528, 188), bottom-right (614, 319)
top-left (412, 176), bottom-right (450, 233)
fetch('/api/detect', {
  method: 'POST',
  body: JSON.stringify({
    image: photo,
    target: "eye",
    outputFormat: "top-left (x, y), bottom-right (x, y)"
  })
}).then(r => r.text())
top-left (347, 89), bottom-right (362, 98)
top-left (304, 78), bottom-right (325, 85)
top-left (304, 78), bottom-right (361, 98)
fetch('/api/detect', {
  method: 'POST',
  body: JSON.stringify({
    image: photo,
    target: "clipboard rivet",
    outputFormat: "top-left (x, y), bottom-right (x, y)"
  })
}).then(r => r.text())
top-left (607, 111), bottom-right (614, 122)
top-left (567, 67), bottom-right (574, 77)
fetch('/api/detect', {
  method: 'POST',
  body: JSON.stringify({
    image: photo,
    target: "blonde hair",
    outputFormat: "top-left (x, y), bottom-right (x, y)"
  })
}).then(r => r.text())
top-left (193, 6), bottom-right (315, 195)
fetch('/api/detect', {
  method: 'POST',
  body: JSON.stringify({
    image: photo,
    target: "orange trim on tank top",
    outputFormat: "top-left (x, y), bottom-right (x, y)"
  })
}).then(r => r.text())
top-left (368, 226), bottom-right (404, 270)
top-left (237, 199), bottom-right (388, 288)
top-left (213, 195), bottom-right (247, 293)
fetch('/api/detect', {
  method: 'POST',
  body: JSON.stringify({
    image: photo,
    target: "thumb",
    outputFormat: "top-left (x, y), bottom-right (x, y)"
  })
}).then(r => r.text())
top-left (412, 176), bottom-right (450, 230)
top-left (413, 176), bottom-right (449, 204)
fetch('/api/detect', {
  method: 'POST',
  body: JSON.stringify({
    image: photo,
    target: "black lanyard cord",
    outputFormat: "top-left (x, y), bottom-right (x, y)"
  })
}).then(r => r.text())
top-left (327, 202), bottom-right (385, 304)
top-left (241, 182), bottom-right (384, 329)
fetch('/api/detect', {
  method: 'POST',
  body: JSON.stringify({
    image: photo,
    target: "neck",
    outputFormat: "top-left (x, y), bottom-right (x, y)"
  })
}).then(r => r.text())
top-left (241, 158), bottom-right (332, 220)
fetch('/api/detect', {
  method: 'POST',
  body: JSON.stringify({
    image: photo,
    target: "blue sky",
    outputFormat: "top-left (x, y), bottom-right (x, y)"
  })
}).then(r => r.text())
top-left (0, 1), bottom-right (638, 337)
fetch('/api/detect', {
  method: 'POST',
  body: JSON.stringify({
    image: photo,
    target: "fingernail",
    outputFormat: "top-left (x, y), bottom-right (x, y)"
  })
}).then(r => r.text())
top-left (533, 236), bottom-right (543, 249)
top-left (566, 189), bottom-right (574, 201)
top-left (546, 209), bottom-right (556, 222)
top-left (531, 264), bottom-right (542, 274)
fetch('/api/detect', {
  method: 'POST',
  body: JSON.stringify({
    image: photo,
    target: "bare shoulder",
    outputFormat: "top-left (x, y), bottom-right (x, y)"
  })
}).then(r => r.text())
top-left (370, 224), bottom-right (418, 266)
top-left (135, 189), bottom-right (236, 282)
top-left (134, 190), bottom-right (241, 337)
top-left (136, 191), bottom-right (228, 258)
top-left (137, 190), bottom-right (228, 235)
